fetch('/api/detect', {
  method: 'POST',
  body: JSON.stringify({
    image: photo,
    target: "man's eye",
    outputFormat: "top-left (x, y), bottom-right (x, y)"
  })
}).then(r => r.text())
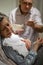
top-left (22, 2), bottom-right (26, 4)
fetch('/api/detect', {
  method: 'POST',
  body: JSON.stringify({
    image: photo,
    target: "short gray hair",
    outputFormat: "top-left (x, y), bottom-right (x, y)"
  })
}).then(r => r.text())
top-left (19, 0), bottom-right (23, 3)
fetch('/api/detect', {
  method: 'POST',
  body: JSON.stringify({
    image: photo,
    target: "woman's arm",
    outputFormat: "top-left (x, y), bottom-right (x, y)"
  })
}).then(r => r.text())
top-left (2, 38), bottom-right (43, 65)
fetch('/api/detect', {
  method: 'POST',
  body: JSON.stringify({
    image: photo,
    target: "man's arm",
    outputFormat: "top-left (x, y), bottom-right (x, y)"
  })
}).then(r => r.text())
top-left (25, 21), bottom-right (43, 32)
top-left (33, 24), bottom-right (43, 32)
top-left (25, 10), bottom-right (43, 33)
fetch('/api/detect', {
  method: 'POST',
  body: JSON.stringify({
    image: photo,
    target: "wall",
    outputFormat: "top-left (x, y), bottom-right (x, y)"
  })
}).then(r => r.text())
top-left (0, 0), bottom-right (18, 15)
top-left (33, 0), bottom-right (43, 22)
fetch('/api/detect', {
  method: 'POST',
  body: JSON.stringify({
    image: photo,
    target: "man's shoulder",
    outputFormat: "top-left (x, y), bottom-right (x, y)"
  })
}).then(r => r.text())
top-left (31, 7), bottom-right (40, 15)
top-left (10, 7), bottom-right (19, 14)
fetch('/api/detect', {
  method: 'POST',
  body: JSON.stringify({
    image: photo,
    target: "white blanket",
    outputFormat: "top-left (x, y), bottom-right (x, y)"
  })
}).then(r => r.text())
top-left (3, 33), bottom-right (28, 57)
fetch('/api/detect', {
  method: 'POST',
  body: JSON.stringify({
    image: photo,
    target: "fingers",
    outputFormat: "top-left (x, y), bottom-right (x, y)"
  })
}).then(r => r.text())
top-left (35, 37), bottom-right (43, 46)
top-left (37, 38), bottom-right (43, 43)
top-left (21, 39), bottom-right (31, 49)
top-left (25, 21), bottom-right (34, 24)
top-left (25, 21), bottom-right (35, 27)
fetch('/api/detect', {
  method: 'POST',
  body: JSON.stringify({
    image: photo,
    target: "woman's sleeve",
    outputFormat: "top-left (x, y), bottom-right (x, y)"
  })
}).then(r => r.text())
top-left (3, 46), bottom-right (37, 65)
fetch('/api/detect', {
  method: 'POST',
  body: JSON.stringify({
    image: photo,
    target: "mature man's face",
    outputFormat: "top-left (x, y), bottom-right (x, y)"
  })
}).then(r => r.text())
top-left (0, 17), bottom-right (12, 38)
top-left (20, 0), bottom-right (33, 14)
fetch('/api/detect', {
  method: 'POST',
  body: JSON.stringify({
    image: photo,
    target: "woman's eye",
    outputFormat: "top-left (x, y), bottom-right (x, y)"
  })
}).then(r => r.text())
top-left (7, 24), bottom-right (9, 26)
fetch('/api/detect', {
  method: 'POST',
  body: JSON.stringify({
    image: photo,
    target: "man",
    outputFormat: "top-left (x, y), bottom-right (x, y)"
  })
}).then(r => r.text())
top-left (0, 12), bottom-right (43, 65)
top-left (9, 0), bottom-right (43, 43)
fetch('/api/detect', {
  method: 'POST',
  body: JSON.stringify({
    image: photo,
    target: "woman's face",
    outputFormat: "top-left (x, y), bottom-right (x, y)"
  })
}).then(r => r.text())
top-left (0, 17), bottom-right (12, 38)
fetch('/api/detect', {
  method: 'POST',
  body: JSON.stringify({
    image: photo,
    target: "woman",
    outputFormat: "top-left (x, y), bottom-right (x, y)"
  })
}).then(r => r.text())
top-left (0, 12), bottom-right (43, 65)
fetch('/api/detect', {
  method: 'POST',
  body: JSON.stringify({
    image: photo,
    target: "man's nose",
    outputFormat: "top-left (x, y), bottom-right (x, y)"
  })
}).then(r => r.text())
top-left (26, 5), bottom-right (29, 8)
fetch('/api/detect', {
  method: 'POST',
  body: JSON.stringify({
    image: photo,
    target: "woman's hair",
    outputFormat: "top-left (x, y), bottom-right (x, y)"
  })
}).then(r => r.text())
top-left (0, 12), bottom-right (9, 34)
top-left (0, 12), bottom-right (9, 22)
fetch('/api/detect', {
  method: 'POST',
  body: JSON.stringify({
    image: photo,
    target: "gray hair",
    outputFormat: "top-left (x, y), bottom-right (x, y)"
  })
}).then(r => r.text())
top-left (19, 0), bottom-right (23, 3)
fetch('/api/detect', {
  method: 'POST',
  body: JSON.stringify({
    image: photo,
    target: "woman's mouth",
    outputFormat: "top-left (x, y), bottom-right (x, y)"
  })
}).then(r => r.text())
top-left (7, 32), bottom-right (12, 37)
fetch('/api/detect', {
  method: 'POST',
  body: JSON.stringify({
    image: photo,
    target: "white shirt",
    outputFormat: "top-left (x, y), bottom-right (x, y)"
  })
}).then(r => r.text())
top-left (3, 33), bottom-right (28, 57)
top-left (9, 7), bottom-right (42, 42)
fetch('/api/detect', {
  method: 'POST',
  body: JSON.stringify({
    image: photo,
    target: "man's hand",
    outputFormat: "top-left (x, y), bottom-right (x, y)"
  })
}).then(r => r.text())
top-left (25, 21), bottom-right (43, 32)
top-left (33, 38), bottom-right (43, 51)
top-left (25, 21), bottom-right (35, 28)
top-left (34, 38), bottom-right (43, 46)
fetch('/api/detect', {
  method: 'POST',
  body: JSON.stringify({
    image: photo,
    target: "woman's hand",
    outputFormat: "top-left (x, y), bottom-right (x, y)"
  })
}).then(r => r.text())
top-left (21, 39), bottom-right (31, 49)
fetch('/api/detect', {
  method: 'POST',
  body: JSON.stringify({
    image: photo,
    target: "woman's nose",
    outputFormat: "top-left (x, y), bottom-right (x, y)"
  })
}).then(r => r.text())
top-left (6, 26), bottom-right (11, 31)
